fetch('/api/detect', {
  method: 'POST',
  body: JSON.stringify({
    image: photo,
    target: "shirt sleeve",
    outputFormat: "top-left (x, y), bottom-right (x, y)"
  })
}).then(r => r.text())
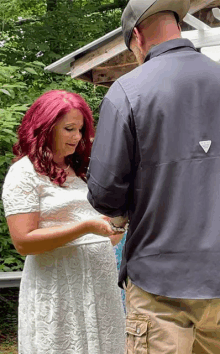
top-left (2, 162), bottom-right (40, 217)
top-left (87, 81), bottom-right (134, 217)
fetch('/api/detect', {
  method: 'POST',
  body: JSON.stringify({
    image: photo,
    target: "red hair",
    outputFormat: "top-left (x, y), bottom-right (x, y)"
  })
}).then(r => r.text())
top-left (13, 90), bottom-right (95, 186)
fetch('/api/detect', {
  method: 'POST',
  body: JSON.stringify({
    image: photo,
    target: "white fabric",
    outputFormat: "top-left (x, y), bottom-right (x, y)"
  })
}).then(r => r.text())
top-left (2, 156), bottom-right (125, 354)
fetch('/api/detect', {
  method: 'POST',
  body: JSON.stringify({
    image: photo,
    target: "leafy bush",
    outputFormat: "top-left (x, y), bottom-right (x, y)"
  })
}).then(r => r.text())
top-left (0, 61), bottom-right (32, 271)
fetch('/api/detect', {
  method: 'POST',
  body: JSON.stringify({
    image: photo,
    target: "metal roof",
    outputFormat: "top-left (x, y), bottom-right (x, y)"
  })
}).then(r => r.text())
top-left (45, 27), bottom-right (123, 75)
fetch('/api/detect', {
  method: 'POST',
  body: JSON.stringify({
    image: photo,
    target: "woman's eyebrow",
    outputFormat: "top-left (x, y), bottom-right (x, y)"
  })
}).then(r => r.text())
top-left (65, 123), bottom-right (83, 128)
top-left (65, 123), bottom-right (76, 126)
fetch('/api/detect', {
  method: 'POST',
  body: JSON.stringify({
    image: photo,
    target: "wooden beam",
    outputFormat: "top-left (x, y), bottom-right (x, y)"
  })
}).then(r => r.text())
top-left (182, 26), bottom-right (220, 47)
top-left (99, 50), bottom-right (136, 67)
top-left (183, 13), bottom-right (211, 29)
top-left (76, 71), bottom-right (93, 83)
top-left (93, 63), bottom-right (138, 84)
top-left (189, 0), bottom-right (216, 14)
top-left (191, 7), bottom-right (220, 27)
top-left (71, 34), bottom-right (127, 80)
top-left (206, 0), bottom-right (220, 7)
top-left (95, 82), bottom-right (112, 88)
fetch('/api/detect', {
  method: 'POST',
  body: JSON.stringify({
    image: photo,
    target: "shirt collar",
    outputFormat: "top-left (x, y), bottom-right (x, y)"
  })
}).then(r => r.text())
top-left (144, 38), bottom-right (197, 63)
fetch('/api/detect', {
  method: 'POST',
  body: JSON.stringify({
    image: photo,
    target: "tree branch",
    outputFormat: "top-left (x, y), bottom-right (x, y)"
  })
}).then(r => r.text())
top-left (97, 0), bottom-right (126, 13)
top-left (15, 18), bottom-right (41, 25)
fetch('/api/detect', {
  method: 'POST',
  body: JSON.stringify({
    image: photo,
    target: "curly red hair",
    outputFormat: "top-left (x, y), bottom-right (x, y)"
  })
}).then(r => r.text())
top-left (13, 90), bottom-right (95, 186)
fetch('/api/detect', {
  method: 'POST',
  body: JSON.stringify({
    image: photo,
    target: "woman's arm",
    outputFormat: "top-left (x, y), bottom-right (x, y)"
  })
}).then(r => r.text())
top-left (6, 212), bottom-right (114, 256)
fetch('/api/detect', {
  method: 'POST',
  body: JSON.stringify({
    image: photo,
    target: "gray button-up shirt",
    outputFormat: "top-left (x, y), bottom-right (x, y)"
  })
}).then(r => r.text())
top-left (87, 38), bottom-right (220, 299)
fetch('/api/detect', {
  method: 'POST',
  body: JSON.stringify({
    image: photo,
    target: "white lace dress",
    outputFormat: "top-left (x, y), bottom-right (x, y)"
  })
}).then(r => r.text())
top-left (2, 156), bottom-right (125, 354)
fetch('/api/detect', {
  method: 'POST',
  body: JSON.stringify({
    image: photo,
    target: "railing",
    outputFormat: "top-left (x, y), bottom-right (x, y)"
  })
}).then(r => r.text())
top-left (0, 271), bottom-right (22, 288)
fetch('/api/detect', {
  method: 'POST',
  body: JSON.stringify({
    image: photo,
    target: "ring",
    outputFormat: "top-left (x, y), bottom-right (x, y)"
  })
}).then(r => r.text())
top-left (109, 221), bottom-right (129, 233)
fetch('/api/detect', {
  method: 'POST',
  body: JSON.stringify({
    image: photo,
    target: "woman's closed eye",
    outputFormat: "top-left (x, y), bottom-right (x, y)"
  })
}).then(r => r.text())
top-left (65, 127), bottom-right (83, 132)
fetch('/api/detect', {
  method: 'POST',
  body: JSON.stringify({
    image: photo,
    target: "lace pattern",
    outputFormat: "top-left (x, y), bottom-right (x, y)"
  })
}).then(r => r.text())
top-left (2, 156), bottom-right (125, 353)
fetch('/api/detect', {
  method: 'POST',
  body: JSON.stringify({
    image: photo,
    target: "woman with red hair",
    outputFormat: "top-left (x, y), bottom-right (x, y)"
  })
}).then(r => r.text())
top-left (2, 90), bottom-right (125, 354)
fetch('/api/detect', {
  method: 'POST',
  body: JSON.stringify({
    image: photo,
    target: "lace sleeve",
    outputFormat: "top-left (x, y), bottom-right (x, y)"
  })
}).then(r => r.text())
top-left (2, 163), bottom-right (40, 217)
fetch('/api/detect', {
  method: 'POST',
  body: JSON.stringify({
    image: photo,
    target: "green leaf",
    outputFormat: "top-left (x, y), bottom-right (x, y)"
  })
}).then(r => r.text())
top-left (4, 257), bottom-right (16, 265)
top-left (24, 67), bottom-right (38, 75)
top-left (0, 89), bottom-right (11, 96)
top-left (1, 128), bottom-right (17, 135)
top-left (11, 105), bottom-right (29, 111)
top-left (1, 265), bottom-right (11, 271)
top-left (0, 156), bottom-right (8, 166)
top-left (2, 83), bottom-right (27, 88)
top-left (33, 61), bottom-right (45, 67)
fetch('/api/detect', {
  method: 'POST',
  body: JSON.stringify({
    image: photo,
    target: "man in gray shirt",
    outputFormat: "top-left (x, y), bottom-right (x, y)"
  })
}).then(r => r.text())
top-left (87, 0), bottom-right (220, 352)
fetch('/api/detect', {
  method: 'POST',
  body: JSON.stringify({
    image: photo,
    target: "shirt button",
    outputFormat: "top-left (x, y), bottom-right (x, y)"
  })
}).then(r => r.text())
top-left (137, 327), bottom-right (140, 334)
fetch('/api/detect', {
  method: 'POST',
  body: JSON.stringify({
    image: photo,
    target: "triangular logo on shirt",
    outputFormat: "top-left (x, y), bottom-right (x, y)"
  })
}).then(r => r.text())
top-left (199, 140), bottom-right (211, 153)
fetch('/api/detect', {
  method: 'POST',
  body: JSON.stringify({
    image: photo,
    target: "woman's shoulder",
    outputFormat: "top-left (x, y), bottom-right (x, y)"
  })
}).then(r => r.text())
top-left (2, 156), bottom-right (40, 216)
top-left (9, 155), bottom-right (35, 172)
top-left (3, 156), bottom-right (38, 186)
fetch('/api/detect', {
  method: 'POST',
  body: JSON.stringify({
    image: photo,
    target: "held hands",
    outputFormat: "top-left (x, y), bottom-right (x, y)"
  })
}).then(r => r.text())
top-left (88, 216), bottom-right (125, 237)
top-left (101, 216), bottom-right (126, 246)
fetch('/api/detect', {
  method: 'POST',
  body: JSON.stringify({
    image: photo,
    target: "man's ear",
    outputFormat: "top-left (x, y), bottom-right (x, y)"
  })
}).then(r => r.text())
top-left (133, 27), bottom-right (144, 48)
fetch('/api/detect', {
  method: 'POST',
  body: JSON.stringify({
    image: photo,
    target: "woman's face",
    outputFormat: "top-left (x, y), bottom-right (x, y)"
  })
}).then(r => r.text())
top-left (51, 108), bottom-right (84, 160)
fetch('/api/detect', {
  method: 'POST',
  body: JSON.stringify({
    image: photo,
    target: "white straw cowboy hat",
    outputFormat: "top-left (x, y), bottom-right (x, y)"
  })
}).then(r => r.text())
top-left (121, 0), bottom-right (190, 50)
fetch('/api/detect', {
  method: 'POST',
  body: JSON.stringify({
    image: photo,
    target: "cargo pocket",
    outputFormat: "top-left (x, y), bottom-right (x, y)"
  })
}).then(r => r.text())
top-left (125, 314), bottom-right (149, 354)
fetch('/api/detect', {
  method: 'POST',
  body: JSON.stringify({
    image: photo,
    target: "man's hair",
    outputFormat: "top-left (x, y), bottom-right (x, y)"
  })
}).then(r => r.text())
top-left (174, 12), bottom-right (179, 24)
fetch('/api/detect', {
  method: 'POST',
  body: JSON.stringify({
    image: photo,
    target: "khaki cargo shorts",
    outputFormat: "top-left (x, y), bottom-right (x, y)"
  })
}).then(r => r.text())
top-left (125, 278), bottom-right (220, 354)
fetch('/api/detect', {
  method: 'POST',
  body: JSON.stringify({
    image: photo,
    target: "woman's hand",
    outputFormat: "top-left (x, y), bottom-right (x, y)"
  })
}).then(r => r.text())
top-left (87, 216), bottom-right (125, 245)
top-left (87, 216), bottom-right (116, 236)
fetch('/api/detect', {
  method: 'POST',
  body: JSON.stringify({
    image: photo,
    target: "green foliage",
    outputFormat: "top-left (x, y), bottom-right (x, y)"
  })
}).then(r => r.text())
top-left (1, 0), bottom-right (124, 66)
top-left (0, 61), bottom-right (31, 271)
top-left (0, 0), bottom-right (45, 22)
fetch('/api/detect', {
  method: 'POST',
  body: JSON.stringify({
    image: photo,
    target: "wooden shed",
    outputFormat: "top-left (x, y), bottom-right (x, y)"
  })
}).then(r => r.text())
top-left (45, 0), bottom-right (220, 87)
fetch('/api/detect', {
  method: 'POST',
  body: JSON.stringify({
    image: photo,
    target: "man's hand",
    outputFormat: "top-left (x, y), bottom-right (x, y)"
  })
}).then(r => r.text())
top-left (110, 215), bottom-right (128, 228)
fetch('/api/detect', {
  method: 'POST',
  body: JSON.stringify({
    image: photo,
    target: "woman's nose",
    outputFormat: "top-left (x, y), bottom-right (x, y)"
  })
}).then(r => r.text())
top-left (74, 130), bottom-right (82, 140)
